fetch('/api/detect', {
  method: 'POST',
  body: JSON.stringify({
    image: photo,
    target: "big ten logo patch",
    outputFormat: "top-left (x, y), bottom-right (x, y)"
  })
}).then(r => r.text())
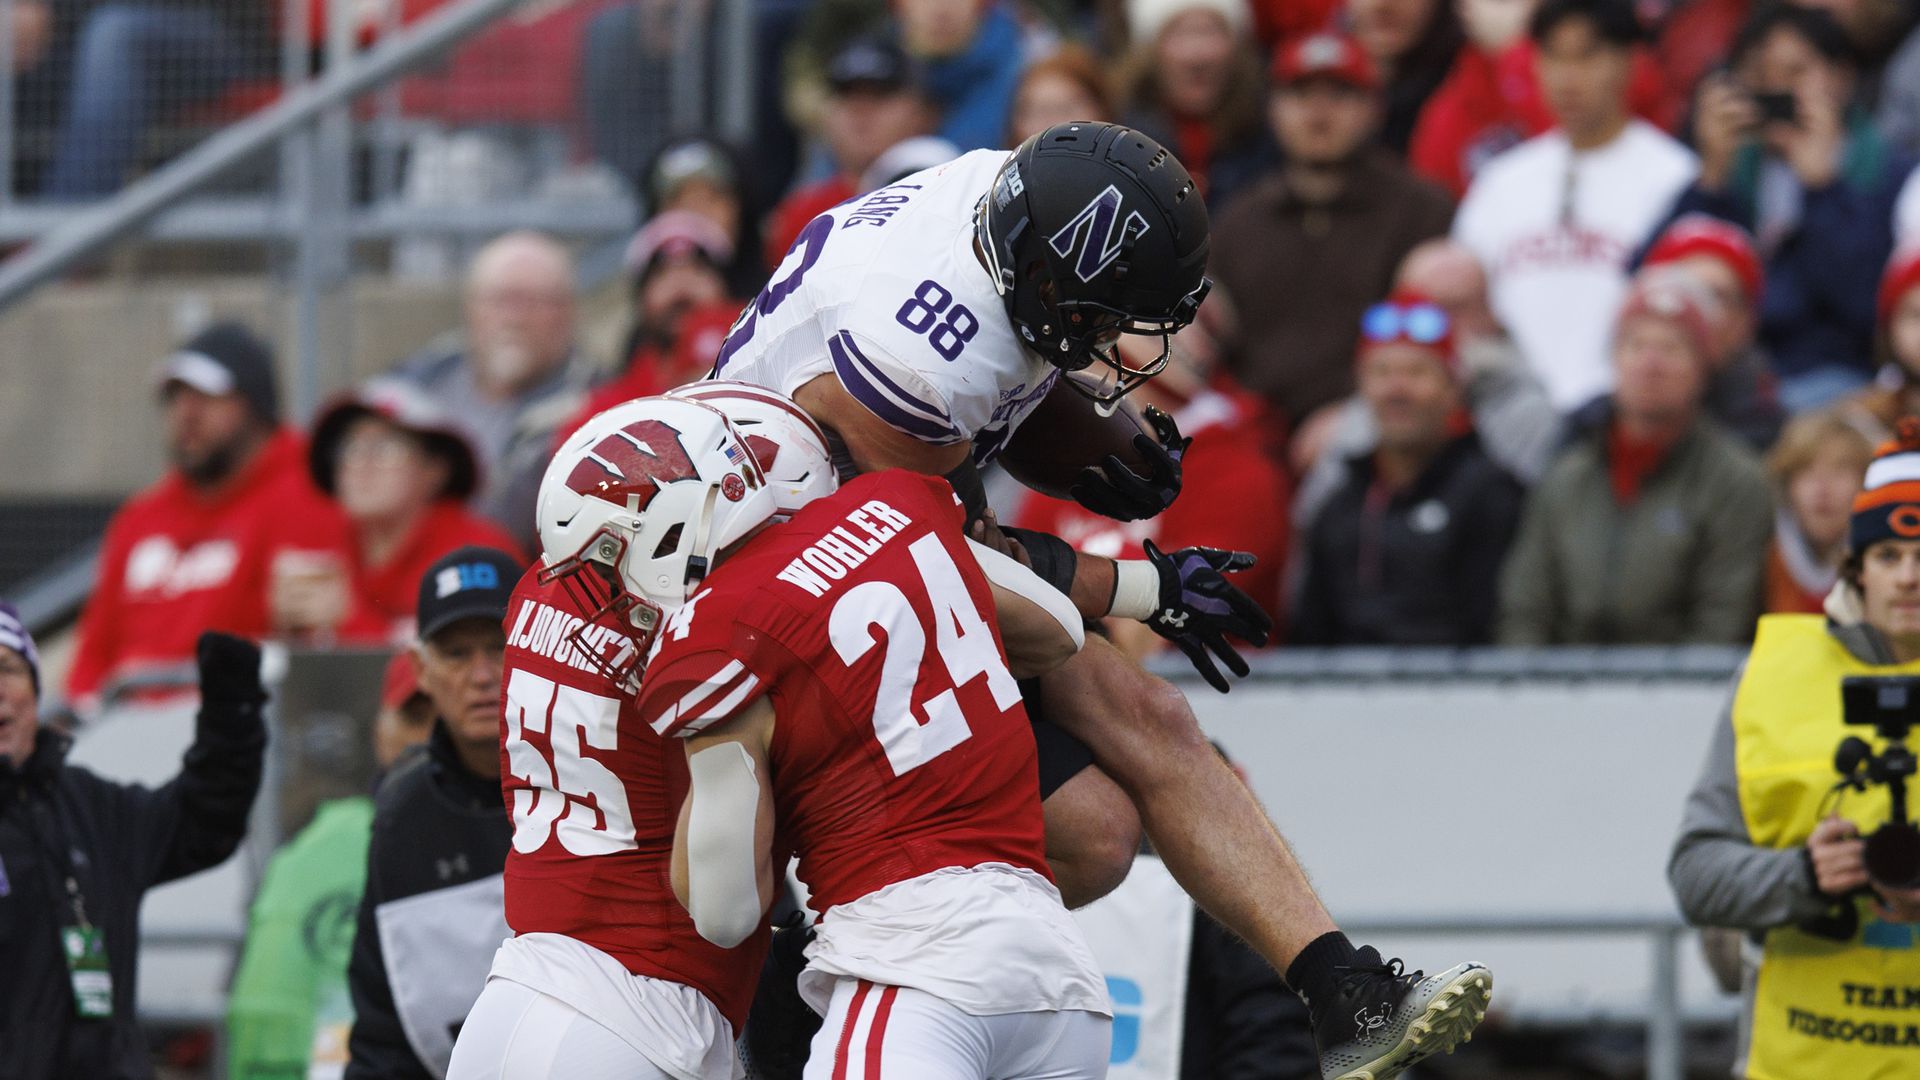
top-left (436, 561), bottom-right (500, 598)
top-left (1108, 976), bottom-right (1143, 1064)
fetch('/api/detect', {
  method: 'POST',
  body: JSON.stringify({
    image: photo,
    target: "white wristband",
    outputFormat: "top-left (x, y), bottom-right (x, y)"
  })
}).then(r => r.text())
top-left (1109, 559), bottom-right (1163, 622)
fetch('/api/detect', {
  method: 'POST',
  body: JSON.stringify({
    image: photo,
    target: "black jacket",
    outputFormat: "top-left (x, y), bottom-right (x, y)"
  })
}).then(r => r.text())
top-left (1294, 432), bottom-right (1525, 645)
top-left (344, 723), bottom-right (508, 1080)
top-left (0, 703), bottom-right (264, 1079)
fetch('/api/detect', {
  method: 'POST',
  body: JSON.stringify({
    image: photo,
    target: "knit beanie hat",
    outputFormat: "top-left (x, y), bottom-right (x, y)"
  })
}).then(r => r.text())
top-left (1851, 417), bottom-right (1920, 554)
top-left (1643, 214), bottom-right (1764, 306)
top-left (1616, 269), bottom-right (1718, 365)
top-left (1128, 0), bottom-right (1248, 44)
top-left (1878, 246), bottom-right (1920, 327)
top-left (0, 601), bottom-right (40, 696)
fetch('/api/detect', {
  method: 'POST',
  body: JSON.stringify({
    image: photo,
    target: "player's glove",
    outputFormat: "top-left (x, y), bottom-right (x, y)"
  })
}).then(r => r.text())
top-left (1142, 539), bottom-right (1273, 693)
top-left (1069, 406), bottom-right (1190, 522)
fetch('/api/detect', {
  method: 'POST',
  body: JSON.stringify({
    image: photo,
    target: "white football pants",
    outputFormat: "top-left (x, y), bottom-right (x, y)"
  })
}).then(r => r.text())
top-left (803, 977), bottom-right (1111, 1080)
top-left (446, 979), bottom-right (681, 1080)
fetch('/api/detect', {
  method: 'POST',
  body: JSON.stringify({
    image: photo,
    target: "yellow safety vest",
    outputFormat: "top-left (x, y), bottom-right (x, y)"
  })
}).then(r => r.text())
top-left (1732, 614), bottom-right (1920, 1079)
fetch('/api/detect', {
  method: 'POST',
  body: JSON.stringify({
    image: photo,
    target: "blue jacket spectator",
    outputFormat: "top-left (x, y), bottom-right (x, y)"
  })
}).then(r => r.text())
top-left (1656, 3), bottom-right (1915, 411)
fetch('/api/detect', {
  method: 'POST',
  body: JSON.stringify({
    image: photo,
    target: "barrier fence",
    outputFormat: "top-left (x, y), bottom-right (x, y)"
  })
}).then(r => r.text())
top-left (62, 647), bottom-right (1753, 1078)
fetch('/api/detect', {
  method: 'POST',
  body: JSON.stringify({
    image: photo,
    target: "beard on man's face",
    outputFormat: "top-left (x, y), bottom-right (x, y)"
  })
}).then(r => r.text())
top-left (173, 429), bottom-right (251, 486)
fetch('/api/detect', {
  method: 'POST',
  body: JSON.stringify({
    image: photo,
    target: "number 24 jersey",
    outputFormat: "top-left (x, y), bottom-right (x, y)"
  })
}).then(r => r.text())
top-left (636, 469), bottom-right (1052, 914)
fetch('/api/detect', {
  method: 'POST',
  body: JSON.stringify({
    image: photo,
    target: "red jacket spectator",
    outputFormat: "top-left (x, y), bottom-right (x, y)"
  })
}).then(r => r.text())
top-left (339, 503), bottom-right (522, 640)
top-left (1015, 385), bottom-right (1291, 635)
top-left (68, 427), bottom-right (354, 706)
top-left (308, 379), bottom-right (526, 643)
top-left (69, 323), bottom-right (357, 707)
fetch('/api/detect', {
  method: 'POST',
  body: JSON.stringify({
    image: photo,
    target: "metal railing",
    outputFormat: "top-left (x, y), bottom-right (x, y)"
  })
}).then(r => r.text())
top-left (0, 0), bottom-right (753, 419)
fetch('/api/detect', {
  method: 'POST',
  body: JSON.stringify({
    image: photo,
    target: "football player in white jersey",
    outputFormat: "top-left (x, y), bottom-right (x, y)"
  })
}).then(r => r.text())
top-left (712, 121), bottom-right (1491, 1080)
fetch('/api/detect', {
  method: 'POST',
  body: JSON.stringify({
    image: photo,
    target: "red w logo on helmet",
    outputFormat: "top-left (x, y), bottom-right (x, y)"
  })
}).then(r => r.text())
top-left (565, 419), bottom-right (699, 508)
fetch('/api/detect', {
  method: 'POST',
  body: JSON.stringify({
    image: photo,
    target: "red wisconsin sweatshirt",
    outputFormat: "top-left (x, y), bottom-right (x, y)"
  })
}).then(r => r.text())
top-left (67, 428), bottom-right (355, 705)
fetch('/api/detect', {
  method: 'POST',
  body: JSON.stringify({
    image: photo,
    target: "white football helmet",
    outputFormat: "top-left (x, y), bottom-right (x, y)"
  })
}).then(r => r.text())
top-left (666, 380), bottom-right (838, 518)
top-left (535, 396), bottom-right (775, 687)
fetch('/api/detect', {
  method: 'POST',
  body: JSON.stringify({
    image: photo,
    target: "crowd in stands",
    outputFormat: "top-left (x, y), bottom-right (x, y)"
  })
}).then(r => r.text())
top-left (52, 0), bottom-right (1920, 710)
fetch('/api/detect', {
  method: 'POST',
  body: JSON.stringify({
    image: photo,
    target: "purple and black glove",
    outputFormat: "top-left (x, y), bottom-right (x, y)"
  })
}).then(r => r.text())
top-left (1143, 539), bottom-right (1273, 693)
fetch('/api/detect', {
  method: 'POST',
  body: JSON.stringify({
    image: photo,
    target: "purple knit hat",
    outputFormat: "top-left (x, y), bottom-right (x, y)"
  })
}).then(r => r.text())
top-left (0, 601), bottom-right (39, 695)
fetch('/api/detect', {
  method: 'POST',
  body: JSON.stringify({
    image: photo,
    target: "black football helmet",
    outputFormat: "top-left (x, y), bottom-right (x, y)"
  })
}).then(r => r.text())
top-left (976, 121), bottom-right (1211, 410)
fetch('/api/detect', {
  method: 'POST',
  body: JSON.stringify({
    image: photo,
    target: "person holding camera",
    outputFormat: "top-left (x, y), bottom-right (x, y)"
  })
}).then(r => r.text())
top-left (1670, 420), bottom-right (1920, 1079)
top-left (0, 603), bottom-right (267, 1079)
top-left (1661, 2), bottom-right (1914, 412)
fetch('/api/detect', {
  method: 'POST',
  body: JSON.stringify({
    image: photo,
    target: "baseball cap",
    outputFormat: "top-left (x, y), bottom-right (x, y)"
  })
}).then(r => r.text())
top-left (156, 321), bottom-right (280, 422)
top-left (624, 210), bottom-right (736, 280)
top-left (309, 378), bottom-right (483, 501)
top-left (0, 600), bottom-right (39, 695)
top-left (646, 138), bottom-right (738, 213)
top-left (416, 546), bottom-right (520, 642)
top-left (1272, 32), bottom-right (1378, 91)
top-left (827, 36), bottom-right (918, 94)
top-left (1644, 215), bottom-right (1764, 306)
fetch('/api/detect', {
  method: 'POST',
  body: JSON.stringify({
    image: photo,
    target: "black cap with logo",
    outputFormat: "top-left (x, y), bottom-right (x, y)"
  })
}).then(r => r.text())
top-left (416, 546), bottom-right (521, 642)
top-left (826, 36), bottom-right (920, 95)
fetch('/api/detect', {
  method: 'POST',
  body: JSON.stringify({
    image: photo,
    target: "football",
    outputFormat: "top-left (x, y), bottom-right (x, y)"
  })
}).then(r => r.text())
top-left (997, 374), bottom-right (1157, 500)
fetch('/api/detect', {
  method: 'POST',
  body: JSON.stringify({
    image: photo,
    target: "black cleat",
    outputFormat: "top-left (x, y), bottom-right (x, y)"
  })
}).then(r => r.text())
top-left (1308, 947), bottom-right (1492, 1080)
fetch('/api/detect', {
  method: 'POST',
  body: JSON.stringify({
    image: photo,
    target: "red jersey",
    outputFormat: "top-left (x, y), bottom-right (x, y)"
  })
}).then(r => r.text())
top-left (638, 470), bottom-right (1051, 916)
top-left (67, 428), bottom-right (356, 705)
top-left (497, 565), bottom-right (764, 1028)
top-left (336, 501), bottom-right (525, 644)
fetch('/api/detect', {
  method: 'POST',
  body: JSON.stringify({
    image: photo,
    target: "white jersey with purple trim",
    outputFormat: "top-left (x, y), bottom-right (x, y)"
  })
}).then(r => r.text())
top-left (712, 149), bottom-right (1060, 465)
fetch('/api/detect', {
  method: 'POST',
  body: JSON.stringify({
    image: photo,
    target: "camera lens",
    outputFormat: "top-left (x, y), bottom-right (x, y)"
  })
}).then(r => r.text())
top-left (1865, 822), bottom-right (1920, 890)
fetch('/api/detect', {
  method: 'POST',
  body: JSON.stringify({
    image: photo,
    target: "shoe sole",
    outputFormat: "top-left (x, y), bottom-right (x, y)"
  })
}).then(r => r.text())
top-left (1330, 966), bottom-right (1493, 1080)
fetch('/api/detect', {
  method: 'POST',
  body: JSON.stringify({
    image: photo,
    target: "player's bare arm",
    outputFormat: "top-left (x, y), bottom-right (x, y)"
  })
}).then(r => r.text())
top-left (672, 697), bottom-right (778, 950)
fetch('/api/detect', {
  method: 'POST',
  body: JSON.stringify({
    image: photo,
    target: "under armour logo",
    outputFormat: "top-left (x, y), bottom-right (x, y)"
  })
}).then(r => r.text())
top-left (1355, 1006), bottom-right (1391, 1035)
top-left (1047, 185), bottom-right (1150, 283)
top-left (1156, 609), bottom-right (1188, 629)
top-left (435, 853), bottom-right (470, 881)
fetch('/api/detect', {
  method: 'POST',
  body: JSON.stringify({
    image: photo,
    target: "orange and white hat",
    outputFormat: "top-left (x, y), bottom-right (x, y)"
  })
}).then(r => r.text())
top-left (1851, 417), bottom-right (1920, 552)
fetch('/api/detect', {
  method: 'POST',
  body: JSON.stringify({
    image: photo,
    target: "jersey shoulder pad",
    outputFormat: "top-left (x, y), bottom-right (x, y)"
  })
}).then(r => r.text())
top-left (826, 325), bottom-right (968, 447)
top-left (638, 585), bottom-right (785, 739)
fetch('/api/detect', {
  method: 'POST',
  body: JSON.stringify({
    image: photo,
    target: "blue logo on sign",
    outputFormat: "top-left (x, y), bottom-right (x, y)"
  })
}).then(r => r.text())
top-left (1108, 976), bottom-right (1141, 1064)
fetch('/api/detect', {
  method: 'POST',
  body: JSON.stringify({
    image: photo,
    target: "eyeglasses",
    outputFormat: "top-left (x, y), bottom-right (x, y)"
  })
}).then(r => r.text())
top-left (1361, 302), bottom-right (1450, 345)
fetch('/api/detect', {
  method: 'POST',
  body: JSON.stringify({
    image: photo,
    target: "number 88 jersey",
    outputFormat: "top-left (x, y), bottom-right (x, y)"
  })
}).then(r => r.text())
top-left (711, 150), bottom-right (1059, 465)
top-left (636, 469), bottom-right (1054, 915)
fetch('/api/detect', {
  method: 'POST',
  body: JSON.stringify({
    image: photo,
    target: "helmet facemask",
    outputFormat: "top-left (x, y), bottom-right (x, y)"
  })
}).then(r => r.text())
top-left (538, 528), bottom-right (659, 695)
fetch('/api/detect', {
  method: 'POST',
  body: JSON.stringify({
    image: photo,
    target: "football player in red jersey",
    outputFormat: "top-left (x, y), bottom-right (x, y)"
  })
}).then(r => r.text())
top-left (642, 461), bottom-right (1109, 1079)
top-left (450, 389), bottom-right (1091, 1079)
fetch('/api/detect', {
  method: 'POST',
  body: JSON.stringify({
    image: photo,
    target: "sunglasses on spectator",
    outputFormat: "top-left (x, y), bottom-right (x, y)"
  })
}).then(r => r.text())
top-left (1361, 302), bottom-right (1450, 345)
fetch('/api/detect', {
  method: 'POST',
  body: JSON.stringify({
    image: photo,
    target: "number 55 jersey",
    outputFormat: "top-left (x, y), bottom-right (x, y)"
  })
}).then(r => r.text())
top-left (491, 564), bottom-right (767, 1080)
top-left (638, 469), bottom-right (1109, 1019)
top-left (712, 150), bottom-right (1060, 466)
